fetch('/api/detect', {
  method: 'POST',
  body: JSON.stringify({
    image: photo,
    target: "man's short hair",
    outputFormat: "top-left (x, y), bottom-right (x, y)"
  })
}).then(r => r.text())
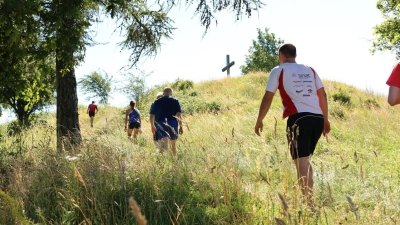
top-left (163, 87), bottom-right (173, 96)
top-left (156, 92), bottom-right (164, 99)
top-left (92, 101), bottom-right (95, 103)
top-left (279, 43), bottom-right (296, 58)
top-left (130, 100), bottom-right (136, 107)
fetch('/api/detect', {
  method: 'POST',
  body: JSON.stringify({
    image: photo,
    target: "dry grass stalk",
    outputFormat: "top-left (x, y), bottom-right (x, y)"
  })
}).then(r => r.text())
top-left (360, 165), bottom-right (364, 184)
top-left (346, 196), bottom-right (359, 220)
top-left (74, 165), bottom-right (87, 193)
top-left (129, 197), bottom-right (147, 225)
top-left (278, 193), bottom-right (289, 212)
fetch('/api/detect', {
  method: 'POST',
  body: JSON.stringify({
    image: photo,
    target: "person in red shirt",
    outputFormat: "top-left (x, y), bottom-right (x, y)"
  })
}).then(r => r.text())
top-left (386, 63), bottom-right (400, 106)
top-left (87, 101), bottom-right (98, 127)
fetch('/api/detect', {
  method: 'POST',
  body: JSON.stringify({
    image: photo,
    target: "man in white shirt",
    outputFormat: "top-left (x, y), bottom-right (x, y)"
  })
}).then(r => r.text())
top-left (254, 43), bottom-right (330, 205)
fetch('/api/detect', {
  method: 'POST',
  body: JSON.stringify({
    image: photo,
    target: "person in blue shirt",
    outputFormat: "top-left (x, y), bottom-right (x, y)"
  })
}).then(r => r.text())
top-left (150, 87), bottom-right (183, 155)
top-left (125, 100), bottom-right (142, 142)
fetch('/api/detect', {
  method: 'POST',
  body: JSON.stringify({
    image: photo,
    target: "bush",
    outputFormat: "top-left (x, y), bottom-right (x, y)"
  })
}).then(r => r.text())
top-left (332, 90), bottom-right (351, 105)
top-left (364, 99), bottom-right (380, 109)
top-left (172, 79), bottom-right (194, 92)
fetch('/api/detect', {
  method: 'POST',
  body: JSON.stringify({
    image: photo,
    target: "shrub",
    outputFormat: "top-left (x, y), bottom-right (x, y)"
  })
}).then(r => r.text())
top-left (364, 99), bottom-right (380, 109)
top-left (172, 79), bottom-right (194, 92)
top-left (332, 90), bottom-right (351, 105)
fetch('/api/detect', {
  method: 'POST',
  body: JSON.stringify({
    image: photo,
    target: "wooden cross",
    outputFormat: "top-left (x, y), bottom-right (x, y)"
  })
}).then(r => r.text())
top-left (221, 55), bottom-right (235, 77)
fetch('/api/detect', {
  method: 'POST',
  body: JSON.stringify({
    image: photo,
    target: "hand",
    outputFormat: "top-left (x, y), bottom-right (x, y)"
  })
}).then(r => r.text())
top-left (138, 128), bottom-right (142, 134)
top-left (151, 125), bottom-right (157, 134)
top-left (124, 126), bottom-right (127, 132)
top-left (323, 119), bottom-right (331, 136)
top-left (254, 121), bottom-right (263, 136)
top-left (179, 126), bottom-right (183, 135)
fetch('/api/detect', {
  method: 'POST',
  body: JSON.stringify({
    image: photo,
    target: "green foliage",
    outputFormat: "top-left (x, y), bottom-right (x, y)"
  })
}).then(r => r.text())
top-left (372, 0), bottom-right (400, 57)
top-left (332, 90), bottom-right (351, 105)
top-left (241, 28), bottom-right (284, 74)
top-left (0, 190), bottom-right (29, 225)
top-left (0, 0), bottom-right (56, 126)
top-left (172, 79), bottom-right (194, 92)
top-left (119, 70), bottom-right (150, 108)
top-left (78, 71), bottom-right (112, 104)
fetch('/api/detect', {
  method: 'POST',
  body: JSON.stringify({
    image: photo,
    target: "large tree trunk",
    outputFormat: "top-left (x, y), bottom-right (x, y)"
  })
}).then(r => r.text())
top-left (56, 54), bottom-right (81, 151)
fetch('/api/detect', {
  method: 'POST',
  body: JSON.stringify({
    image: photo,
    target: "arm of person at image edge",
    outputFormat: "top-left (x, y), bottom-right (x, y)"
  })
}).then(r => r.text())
top-left (387, 63), bottom-right (400, 106)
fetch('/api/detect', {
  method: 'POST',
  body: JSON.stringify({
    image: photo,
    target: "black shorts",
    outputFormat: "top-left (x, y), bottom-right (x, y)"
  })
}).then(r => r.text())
top-left (286, 112), bottom-right (324, 160)
top-left (129, 122), bottom-right (141, 129)
top-left (89, 112), bottom-right (95, 117)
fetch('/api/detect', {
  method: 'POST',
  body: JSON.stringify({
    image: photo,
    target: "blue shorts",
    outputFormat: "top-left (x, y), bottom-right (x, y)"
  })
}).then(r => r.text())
top-left (155, 120), bottom-right (178, 140)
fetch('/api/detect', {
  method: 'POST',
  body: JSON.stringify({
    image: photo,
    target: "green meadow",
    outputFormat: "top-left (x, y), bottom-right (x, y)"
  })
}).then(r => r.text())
top-left (1, 72), bottom-right (400, 224)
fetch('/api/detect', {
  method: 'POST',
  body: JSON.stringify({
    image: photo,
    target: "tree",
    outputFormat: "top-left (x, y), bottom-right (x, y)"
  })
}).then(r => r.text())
top-left (0, 0), bottom-right (56, 127)
top-left (372, 0), bottom-right (400, 57)
top-left (0, 59), bottom-right (56, 126)
top-left (78, 71), bottom-right (112, 104)
top-left (120, 70), bottom-right (150, 108)
top-left (240, 28), bottom-right (284, 74)
top-left (2, 0), bottom-right (262, 149)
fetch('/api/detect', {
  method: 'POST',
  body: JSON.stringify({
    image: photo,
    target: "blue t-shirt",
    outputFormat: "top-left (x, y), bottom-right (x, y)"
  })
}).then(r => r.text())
top-left (150, 96), bottom-right (182, 122)
top-left (129, 109), bottom-right (140, 123)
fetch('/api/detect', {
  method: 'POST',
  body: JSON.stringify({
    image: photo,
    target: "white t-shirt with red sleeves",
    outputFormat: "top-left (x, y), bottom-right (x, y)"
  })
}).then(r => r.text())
top-left (266, 62), bottom-right (324, 118)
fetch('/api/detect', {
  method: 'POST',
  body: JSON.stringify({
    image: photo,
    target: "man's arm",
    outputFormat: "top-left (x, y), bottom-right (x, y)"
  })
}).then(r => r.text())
top-left (254, 91), bottom-right (275, 136)
top-left (95, 106), bottom-right (98, 114)
top-left (176, 112), bottom-right (183, 134)
top-left (317, 88), bottom-right (331, 136)
top-left (388, 86), bottom-right (400, 106)
top-left (150, 114), bottom-right (156, 134)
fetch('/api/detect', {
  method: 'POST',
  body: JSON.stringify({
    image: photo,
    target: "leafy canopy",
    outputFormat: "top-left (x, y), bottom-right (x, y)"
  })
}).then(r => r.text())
top-left (241, 28), bottom-right (284, 74)
top-left (78, 71), bottom-right (112, 104)
top-left (372, 0), bottom-right (400, 57)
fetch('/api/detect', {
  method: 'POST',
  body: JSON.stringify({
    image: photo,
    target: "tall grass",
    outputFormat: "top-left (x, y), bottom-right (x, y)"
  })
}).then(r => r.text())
top-left (1, 72), bottom-right (400, 224)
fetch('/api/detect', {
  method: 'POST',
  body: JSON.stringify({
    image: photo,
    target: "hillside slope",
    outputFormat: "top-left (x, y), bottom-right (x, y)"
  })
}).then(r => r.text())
top-left (1, 72), bottom-right (400, 224)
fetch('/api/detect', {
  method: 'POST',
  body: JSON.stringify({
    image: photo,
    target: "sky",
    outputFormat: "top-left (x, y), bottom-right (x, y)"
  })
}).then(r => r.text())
top-left (0, 0), bottom-right (397, 123)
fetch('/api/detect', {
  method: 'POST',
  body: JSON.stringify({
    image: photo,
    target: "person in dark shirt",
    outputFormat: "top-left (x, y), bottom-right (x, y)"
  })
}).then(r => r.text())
top-left (150, 87), bottom-right (183, 155)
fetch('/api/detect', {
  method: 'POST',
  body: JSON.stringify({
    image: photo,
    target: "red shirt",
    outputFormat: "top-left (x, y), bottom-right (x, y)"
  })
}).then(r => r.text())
top-left (88, 104), bottom-right (97, 112)
top-left (386, 62), bottom-right (400, 88)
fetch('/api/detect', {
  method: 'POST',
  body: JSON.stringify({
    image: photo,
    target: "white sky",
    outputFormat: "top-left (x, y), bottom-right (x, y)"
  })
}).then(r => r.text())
top-left (0, 0), bottom-right (397, 123)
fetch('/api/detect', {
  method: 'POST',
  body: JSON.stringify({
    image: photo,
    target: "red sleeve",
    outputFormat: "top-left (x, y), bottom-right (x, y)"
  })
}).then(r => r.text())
top-left (386, 63), bottom-right (400, 88)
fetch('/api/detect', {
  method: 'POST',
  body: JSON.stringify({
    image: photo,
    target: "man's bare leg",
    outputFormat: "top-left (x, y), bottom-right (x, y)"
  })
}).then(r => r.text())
top-left (159, 137), bottom-right (169, 153)
top-left (294, 156), bottom-right (313, 206)
top-left (170, 140), bottom-right (177, 156)
top-left (90, 116), bottom-right (94, 127)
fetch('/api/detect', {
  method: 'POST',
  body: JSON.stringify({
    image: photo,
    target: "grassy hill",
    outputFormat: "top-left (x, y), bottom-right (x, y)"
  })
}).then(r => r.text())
top-left (1, 72), bottom-right (400, 224)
